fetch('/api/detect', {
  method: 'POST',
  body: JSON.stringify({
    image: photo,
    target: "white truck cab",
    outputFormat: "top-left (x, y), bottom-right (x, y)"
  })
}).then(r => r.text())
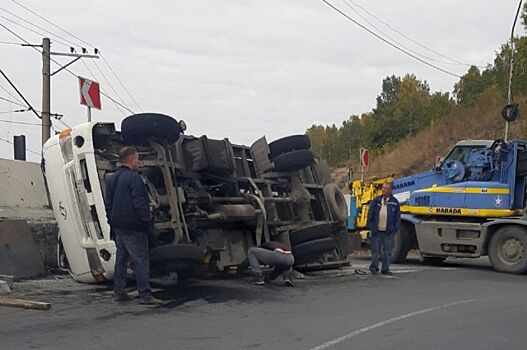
top-left (43, 123), bottom-right (117, 283)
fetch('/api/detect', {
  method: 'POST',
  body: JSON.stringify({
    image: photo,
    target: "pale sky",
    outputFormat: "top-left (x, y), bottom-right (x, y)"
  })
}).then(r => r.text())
top-left (0, 0), bottom-right (522, 161)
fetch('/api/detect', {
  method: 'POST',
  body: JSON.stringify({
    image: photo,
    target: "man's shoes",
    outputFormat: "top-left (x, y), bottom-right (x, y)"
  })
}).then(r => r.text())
top-left (381, 270), bottom-right (393, 275)
top-left (369, 269), bottom-right (378, 275)
top-left (114, 293), bottom-right (133, 302)
top-left (283, 274), bottom-right (294, 287)
top-left (251, 274), bottom-right (265, 285)
top-left (140, 297), bottom-right (163, 305)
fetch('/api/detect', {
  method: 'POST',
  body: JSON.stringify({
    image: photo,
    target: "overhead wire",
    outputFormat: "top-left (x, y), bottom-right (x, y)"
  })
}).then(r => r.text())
top-left (0, 5), bottom-right (134, 114)
top-left (0, 6), bottom-right (72, 48)
top-left (100, 53), bottom-right (143, 112)
top-left (0, 14), bottom-right (70, 48)
top-left (10, 0), bottom-right (95, 48)
top-left (342, 0), bottom-right (486, 68)
top-left (0, 20), bottom-right (134, 115)
top-left (0, 67), bottom-right (42, 119)
top-left (0, 135), bottom-right (40, 156)
top-left (9, 0), bottom-right (142, 111)
top-left (0, 83), bottom-right (25, 105)
top-left (0, 116), bottom-right (41, 125)
top-left (0, 40), bottom-right (23, 45)
top-left (320, 0), bottom-right (461, 78)
top-left (0, 95), bottom-right (27, 108)
top-left (339, 0), bottom-right (482, 68)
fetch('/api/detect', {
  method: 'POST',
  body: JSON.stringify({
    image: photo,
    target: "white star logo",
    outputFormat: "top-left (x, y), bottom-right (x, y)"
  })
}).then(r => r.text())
top-left (495, 196), bottom-right (503, 207)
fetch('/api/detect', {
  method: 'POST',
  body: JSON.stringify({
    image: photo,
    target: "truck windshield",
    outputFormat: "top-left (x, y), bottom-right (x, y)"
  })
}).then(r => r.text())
top-left (444, 146), bottom-right (484, 165)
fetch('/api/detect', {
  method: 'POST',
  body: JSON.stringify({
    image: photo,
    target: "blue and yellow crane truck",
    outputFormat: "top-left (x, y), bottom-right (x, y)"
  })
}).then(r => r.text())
top-left (348, 112), bottom-right (527, 274)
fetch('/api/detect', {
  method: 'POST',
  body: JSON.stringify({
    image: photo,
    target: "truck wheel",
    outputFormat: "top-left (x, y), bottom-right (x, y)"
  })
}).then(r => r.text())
top-left (323, 184), bottom-right (348, 222)
top-left (488, 226), bottom-right (527, 274)
top-left (289, 223), bottom-right (333, 246)
top-left (292, 237), bottom-right (338, 259)
top-left (268, 135), bottom-right (311, 160)
top-left (273, 149), bottom-right (315, 172)
top-left (121, 113), bottom-right (182, 145)
top-left (391, 223), bottom-right (412, 263)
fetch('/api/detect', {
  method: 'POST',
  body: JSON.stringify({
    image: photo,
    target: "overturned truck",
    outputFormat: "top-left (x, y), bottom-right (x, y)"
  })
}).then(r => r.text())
top-left (43, 113), bottom-right (352, 283)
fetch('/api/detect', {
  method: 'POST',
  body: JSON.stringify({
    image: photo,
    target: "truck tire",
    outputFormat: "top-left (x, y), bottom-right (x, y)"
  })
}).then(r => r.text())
top-left (289, 223), bottom-right (333, 247)
top-left (488, 226), bottom-right (527, 274)
top-left (150, 244), bottom-right (205, 264)
top-left (272, 149), bottom-right (315, 172)
top-left (121, 113), bottom-right (182, 145)
top-left (268, 135), bottom-right (311, 160)
top-left (391, 223), bottom-right (412, 263)
top-left (323, 184), bottom-right (348, 222)
top-left (292, 237), bottom-right (338, 259)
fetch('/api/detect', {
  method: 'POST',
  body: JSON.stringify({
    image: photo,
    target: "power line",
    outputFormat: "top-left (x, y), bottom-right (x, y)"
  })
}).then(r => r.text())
top-left (0, 83), bottom-right (25, 104)
top-left (0, 40), bottom-right (23, 45)
top-left (10, 0), bottom-right (95, 48)
top-left (342, 0), bottom-right (485, 68)
top-left (77, 58), bottom-right (127, 116)
top-left (0, 117), bottom-right (41, 125)
top-left (0, 95), bottom-right (27, 108)
top-left (0, 21), bottom-right (135, 115)
top-left (0, 135), bottom-right (40, 156)
top-left (9, 0), bottom-right (141, 112)
top-left (100, 53), bottom-right (143, 112)
top-left (320, 0), bottom-right (461, 78)
top-left (0, 67), bottom-right (42, 119)
top-left (86, 57), bottom-right (128, 115)
top-left (0, 6), bottom-right (71, 48)
top-left (339, 0), bottom-right (482, 68)
top-left (0, 14), bottom-right (70, 48)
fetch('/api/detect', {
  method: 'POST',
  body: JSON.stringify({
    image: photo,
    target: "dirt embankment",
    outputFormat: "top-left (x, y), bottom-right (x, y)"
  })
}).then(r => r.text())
top-left (332, 91), bottom-right (526, 189)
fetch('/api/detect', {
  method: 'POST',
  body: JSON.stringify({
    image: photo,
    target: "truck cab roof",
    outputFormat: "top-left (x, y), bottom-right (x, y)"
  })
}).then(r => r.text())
top-left (453, 140), bottom-right (495, 147)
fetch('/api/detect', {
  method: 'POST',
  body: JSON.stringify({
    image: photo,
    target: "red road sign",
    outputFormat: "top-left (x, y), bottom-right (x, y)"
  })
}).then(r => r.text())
top-left (78, 77), bottom-right (101, 110)
top-left (360, 148), bottom-right (369, 168)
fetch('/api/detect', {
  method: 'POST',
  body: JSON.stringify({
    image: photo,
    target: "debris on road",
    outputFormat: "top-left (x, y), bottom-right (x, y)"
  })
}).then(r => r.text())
top-left (0, 298), bottom-right (51, 310)
top-left (0, 280), bottom-right (11, 294)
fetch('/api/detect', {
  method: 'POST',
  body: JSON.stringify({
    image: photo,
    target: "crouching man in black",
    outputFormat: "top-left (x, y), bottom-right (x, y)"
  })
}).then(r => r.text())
top-left (244, 242), bottom-right (295, 287)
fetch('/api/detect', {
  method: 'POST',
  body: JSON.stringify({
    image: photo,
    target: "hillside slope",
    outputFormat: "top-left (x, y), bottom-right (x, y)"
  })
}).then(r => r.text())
top-left (334, 91), bottom-right (526, 186)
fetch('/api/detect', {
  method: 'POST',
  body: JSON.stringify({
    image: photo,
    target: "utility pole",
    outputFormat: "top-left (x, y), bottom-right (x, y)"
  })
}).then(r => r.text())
top-left (35, 37), bottom-right (99, 146)
top-left (41, 38), bottom-right (51, 146)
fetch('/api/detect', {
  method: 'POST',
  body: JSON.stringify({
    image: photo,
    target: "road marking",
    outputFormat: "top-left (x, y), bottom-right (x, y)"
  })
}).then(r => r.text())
top-left (308, 297), bottom-right (488, 350)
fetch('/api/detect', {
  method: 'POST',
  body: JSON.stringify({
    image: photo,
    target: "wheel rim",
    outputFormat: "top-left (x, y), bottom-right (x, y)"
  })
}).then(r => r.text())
top-left (498, 237), bottom-right (525, 265)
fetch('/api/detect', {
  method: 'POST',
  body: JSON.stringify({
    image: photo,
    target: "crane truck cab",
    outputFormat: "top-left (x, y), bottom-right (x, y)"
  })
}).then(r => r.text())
top-left (43, 114), bottom-right (352, 283)
top-left (388, 139), bottom-right (527, 273)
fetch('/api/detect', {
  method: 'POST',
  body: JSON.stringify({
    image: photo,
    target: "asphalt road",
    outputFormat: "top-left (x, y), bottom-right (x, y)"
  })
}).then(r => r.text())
top-left (2, 256), bottom-right (527, 350)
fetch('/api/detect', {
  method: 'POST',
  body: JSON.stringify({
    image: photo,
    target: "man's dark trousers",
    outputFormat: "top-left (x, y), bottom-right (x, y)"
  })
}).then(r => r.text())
top-left (369, 231), bottom-right (393, 273)
top-left (113, 228), bottom-right (152, 301)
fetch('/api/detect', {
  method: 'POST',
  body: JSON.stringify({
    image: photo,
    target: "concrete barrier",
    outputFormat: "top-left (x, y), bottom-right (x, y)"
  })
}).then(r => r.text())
top-left (0, 158), bottom-right (58, 267)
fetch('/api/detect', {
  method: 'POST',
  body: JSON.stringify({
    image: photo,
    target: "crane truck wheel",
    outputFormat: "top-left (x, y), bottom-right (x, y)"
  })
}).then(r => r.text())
top-left (488, 226), bottom-right (527, 274)
top-left (323, 184), bottom-right (348, 222)
top-left (391, 223), bottom-right (412, 263)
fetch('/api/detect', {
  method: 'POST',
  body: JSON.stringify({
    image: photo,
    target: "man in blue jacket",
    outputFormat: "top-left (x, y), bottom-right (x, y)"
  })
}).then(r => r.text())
top-left (105, 146), bottom-right (161, 305)
top-left (367, 182), bottom-right (401, 275)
